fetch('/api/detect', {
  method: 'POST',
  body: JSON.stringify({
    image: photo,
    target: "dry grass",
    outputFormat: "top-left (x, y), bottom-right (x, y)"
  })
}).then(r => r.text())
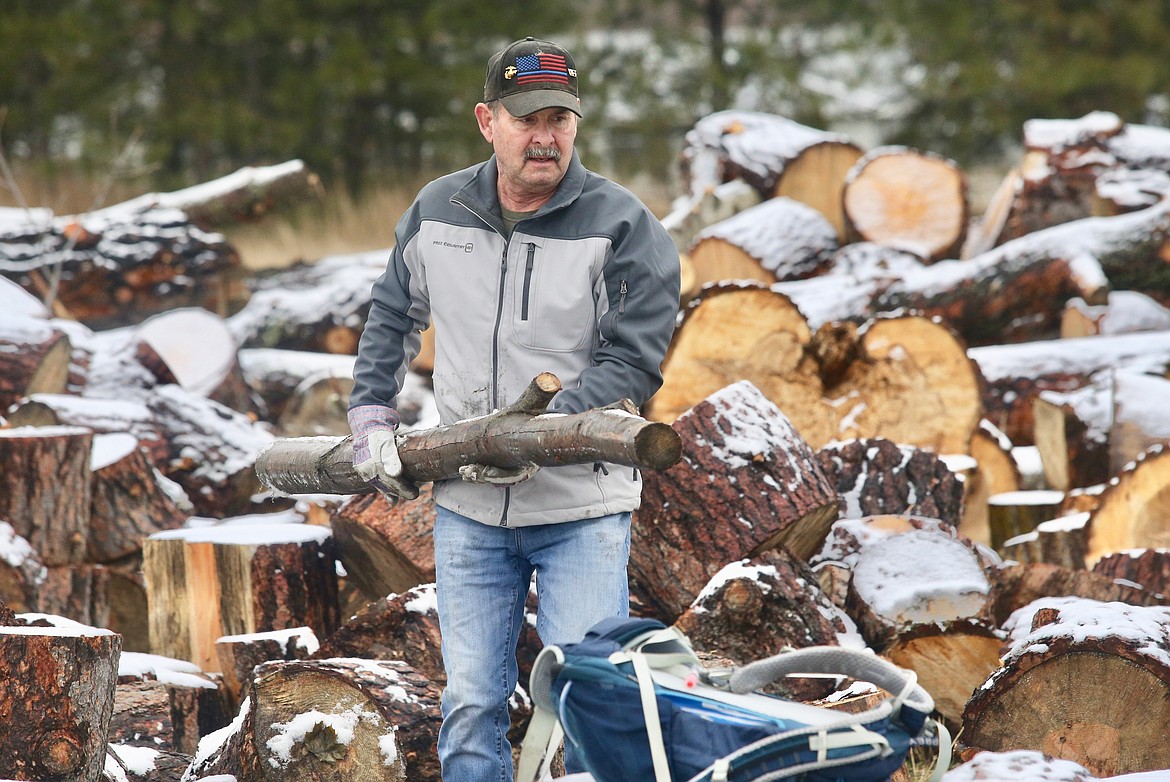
top-left (223, 184), bottom-right (421, 270)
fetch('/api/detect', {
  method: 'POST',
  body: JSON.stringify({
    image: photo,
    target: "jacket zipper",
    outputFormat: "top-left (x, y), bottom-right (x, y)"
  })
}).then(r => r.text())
top-left (491, 244), bottom-right (511, 526)
top-left (619, 279), bottom-right (627, 314)
top-left (521, 243), bottom-right (536, 321)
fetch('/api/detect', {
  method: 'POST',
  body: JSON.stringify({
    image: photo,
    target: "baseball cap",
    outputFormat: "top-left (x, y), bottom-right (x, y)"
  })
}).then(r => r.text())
top-left (484, 37), bottom-right (583, 118)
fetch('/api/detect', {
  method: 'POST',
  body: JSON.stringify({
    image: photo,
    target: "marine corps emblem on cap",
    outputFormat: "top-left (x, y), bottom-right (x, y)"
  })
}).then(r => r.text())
top-left (485, 37), bottom-right (582, 118)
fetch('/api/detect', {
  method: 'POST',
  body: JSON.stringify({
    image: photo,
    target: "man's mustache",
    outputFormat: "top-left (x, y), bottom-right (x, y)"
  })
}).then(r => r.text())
top-left (525, 146), bottom-right (562, 161)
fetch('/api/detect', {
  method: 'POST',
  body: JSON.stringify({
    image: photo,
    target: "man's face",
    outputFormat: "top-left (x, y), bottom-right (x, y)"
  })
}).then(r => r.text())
top-left (475, 102), bottom-right (578, 206)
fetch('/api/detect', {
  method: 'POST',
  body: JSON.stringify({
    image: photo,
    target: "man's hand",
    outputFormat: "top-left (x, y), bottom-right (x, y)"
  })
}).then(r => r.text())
top-left (458, 462), bottom-right (540, 486)
top-left (348, 405), bottom-right (420, 501)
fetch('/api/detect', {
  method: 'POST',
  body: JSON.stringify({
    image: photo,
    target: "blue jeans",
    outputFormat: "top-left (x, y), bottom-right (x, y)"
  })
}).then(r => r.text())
top-left (433, 505), bottom-right (632, 782)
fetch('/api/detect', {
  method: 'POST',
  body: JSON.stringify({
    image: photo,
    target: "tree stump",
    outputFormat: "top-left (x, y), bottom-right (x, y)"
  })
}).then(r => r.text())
top-left (686, 196), bottom-right (838, 287)
top-left (633, 381), bottom-right (840, 622)
top-left (673, 549), bottom-right (857, 701)
top-left (90, 432), bottom-right (189, 563)
top-left (330, 488), bottom-right (437, 601)
top-left (1032, 378), bottom-right (1111, 491)
top-left (227, 251), bottom-right (387, 354)
top-left (143, 519), bottom-right (339, 672)
top-left (962, 597), bottom-right (1170, 777)
top-left (0, 424), bottom-right (93, 566)
top-left (815, 438), bottom-right (965, 526)
top-left (961, 421), bottom-right (1022, 547)
top-left (680, 110), bottom-right (864, 238)
top-left (311, 583), bottom-right (444, 686)
top-left (841, 146), bottom-right (968, 262)
top-left (116, 649), bottom-right (229, 757)
top-left (0, 624), bottom-right (121, 782)
top-left (648, 285), bottom-right (983, 457)
top-left (0, 318), bottom-right (72, 411)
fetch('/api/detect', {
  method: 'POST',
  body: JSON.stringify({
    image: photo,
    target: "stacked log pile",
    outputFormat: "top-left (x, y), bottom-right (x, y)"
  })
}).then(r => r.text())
top-left (3, 108), bottom-right (1170, 781)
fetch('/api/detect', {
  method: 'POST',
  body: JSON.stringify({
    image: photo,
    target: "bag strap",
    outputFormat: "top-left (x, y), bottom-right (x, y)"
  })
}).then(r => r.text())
top-left (516, 706), bottom-right (564, 782)
top-left (518, 646), bottom-right (568, 782)
top-left (728, 646), bottom-right (934, 719)
top-left (631, 650), bottom-right (675, 782)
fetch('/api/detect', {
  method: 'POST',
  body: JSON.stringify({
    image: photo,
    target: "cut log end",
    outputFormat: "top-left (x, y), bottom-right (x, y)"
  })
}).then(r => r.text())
top-left (634, 423), bottom-right (684, 470)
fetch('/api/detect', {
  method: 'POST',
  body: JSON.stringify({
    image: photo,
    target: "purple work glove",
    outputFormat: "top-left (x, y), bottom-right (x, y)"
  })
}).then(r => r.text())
top-left (348, 405), bottom-right (419, 501)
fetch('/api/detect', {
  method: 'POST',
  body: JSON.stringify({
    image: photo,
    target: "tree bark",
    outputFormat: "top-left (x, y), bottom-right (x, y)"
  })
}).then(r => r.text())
top-left (311, 583), bottom-right (444, 686)
top-left (0, 424), bottom-right (92, 566)
top-left (842, 146), bottom-right (968, 262)
top-left (1092, 549), bottom-right (1170, 596)
top-left (90, 432), bottom-right (189, 563)
top-left (0, 625), bottom-right (121, 782)
top-left (816, 437), bottom-right (965, 526)
top-left (256, 373), bottom-right (682, 495)
top-left (632, 381), bottom-right (840, 622)
top-left (983, 562), bottom-right (1168, 628)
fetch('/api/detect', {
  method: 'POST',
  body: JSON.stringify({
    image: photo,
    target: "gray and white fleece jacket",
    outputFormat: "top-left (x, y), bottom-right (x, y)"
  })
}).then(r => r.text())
top-left (350, 152), bottom-right (680, 527)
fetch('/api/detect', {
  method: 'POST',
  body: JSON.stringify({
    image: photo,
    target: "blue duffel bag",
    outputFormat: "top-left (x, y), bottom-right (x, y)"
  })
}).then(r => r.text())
top-left (518, 617), bottom-right (948, 782)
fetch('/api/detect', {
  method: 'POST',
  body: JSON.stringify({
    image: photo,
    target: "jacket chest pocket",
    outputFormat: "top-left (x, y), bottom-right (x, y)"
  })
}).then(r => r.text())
top-left (513, 241), bottom-right (596, 353)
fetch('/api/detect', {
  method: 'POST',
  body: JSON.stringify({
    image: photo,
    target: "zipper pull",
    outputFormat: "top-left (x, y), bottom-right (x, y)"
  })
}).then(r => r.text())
top-left (618, 279), bottom-right (627, 314)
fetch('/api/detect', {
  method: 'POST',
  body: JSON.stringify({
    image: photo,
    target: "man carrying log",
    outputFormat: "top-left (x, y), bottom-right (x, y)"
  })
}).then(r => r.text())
top-left (347, 35), bottom-right (680, 782)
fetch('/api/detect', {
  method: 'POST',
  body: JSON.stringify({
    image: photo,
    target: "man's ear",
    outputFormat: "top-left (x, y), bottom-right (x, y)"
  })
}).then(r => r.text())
top-left (474, 103), bottom-right (494, 143)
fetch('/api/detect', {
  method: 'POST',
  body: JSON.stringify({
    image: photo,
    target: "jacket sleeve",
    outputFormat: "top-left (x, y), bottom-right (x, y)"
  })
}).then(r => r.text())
top-left (349, 203), bottom-right (428, 412)
top-left (551, 206), bottom-right (680, 414)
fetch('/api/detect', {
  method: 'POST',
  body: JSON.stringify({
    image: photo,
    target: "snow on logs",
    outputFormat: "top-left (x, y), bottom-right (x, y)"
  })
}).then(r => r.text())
top-left (685, 196), bottom-right (838, 288)
top-left (187, 657), bottom-right (437, 782)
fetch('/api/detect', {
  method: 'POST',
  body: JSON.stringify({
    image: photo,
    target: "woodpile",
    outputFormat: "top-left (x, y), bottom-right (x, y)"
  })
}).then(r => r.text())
top-left (3, 106), bottom-right (1170, 781)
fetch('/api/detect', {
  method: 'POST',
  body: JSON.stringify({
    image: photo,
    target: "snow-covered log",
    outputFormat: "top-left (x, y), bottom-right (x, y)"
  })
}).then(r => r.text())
top-left (686, 196), bottom-right (838, 288)
top-left (329, 488), bottom-right (436, 601)
top-left (632, 381), bottom-right (840, 622)
top-left (962, 597), bottom-right (1170, 777)
top-left (1060, 290), bottom-right (1170, 338)
top-left (681, 110), bottom-right (864, 238)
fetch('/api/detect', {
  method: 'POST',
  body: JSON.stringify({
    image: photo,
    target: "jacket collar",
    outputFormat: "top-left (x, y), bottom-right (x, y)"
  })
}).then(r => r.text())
top-left (455, 151), bottom-right (586, 223)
